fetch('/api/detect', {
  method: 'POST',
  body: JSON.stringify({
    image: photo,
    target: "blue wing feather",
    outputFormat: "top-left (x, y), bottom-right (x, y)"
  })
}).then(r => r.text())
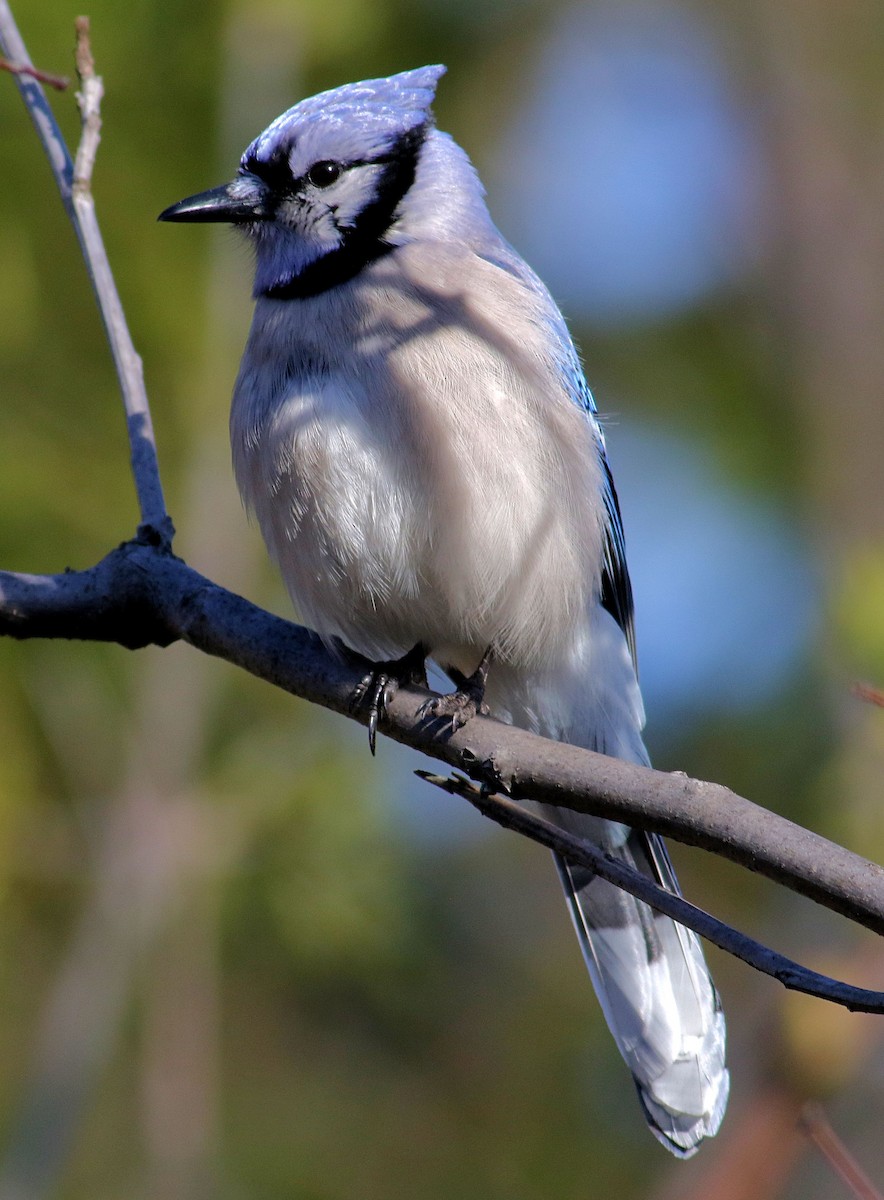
top-left (484, 241), bottom-right (639, 671)
top-left (563, 356), bottom-right (638, 667)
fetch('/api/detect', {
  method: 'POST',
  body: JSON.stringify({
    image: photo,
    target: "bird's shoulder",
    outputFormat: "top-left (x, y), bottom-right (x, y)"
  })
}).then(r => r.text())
top-left (470, 240), bottom-right (638, 663)
top-left (383, 235), bottom-right (638, 661)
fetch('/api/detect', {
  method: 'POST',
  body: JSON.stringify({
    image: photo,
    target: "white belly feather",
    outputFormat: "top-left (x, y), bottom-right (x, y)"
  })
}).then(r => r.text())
top-left (230, 244), bottom-right (606, 673)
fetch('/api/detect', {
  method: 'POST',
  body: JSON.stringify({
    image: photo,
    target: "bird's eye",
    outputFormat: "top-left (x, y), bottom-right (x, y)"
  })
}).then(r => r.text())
top-left (306, 160), bottom-right (343, 188)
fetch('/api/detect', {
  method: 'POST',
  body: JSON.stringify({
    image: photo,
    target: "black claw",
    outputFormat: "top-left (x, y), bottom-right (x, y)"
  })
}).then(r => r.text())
top-left (420, 646), bottom-right (493, 732)
top-left (366, 671), bottom-right (389, 756)
top-left (349, 643), bottom-right (428, 753)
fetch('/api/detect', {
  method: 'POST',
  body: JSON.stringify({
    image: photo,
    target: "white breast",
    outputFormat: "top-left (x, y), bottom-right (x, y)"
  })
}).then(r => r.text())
top-left (231, 242), bottom-right (607, 673)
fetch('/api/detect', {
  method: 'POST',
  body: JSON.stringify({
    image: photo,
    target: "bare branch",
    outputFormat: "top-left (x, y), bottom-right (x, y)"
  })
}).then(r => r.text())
top-left (2, 542), bottom-right (884, 950)
top-left (854, 682), bottom-right (884, 709)
top-left (0, 54), bottom-right (68, 89)
top-left (417, 770), bottom-right (884, 1014)
top-left (800, 1103), bottom-right (884, 1200)
top-left (72, 17), bottom-right (101, 192)
top-left (0, 2), bottom-right (170, 536)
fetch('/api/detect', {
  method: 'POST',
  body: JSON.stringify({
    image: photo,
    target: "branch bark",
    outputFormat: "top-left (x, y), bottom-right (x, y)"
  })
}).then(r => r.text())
top-left (0, 54), bottom-right (69, 89)
top-left (419, 772), bottom-right (884, 1014)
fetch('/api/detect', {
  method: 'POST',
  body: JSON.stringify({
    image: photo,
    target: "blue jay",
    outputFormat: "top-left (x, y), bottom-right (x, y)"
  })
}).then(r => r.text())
top-left (160, 65), bottom-right (728, 1155)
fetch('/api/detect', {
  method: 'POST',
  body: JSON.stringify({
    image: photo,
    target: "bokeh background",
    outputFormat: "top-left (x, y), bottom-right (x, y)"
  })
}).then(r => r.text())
top-left (2, 0), bottom-right (884, 1196)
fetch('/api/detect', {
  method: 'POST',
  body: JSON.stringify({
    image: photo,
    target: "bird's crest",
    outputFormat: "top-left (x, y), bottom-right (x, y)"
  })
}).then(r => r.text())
top-left (244, 65), bottom-right (446, 175)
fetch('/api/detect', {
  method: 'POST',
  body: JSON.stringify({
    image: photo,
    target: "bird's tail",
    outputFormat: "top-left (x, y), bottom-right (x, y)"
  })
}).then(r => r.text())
top-left (548, 808), bottom-right (729, 1157)
top-left (484, 610), bottom-right (728, 1153)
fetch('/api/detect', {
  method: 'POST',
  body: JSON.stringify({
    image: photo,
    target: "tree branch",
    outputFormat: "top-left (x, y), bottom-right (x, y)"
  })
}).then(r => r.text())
top-left (1, 540), bottom-right (883, 954)
top-left (417, 771), bottom-right (884, 1014)
top-left (800, 1103), bottom-right (884, 1200)
top-left (2, 7), bottom-right (883, 1015)
top-left (0, 2), bottom-right (170, 537)
top-left (854, 682), bottom-right (884, 710)
top-left (0, 54), bottom-right (68, 90)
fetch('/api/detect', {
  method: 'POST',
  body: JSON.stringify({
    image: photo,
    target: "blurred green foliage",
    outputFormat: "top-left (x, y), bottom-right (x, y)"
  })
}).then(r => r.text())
top-left (2, 1), bottom-right (884, 1198)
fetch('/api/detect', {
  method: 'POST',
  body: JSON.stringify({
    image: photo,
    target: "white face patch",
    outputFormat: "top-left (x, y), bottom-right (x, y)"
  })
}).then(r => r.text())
top-left (273, 161), bottom-right (388, 243)
top-left (243, 122), bottom-right (425, 297)
top-left (323, 162), bottom-right (387, 229)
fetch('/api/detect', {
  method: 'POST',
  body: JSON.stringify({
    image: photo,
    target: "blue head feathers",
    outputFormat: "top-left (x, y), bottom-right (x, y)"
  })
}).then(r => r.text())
top-left (159, 65), bottom-right (450, 298)
top-left (244, 65), bottom-right (446, 179)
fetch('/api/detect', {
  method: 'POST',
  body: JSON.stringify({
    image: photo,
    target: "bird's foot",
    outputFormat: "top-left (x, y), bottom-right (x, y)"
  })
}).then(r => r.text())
top-left (419, 648), bottom-right (492, 733)
top-left (350, 643), bottom-right (428, 756)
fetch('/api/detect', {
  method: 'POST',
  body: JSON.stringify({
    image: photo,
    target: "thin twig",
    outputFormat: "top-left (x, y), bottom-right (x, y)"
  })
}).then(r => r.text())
top-left (800, 1103), bottom-right (884, 1200)
top-left (854, 682), bottom-right (884, 709)
top-left (0, 2), bottom-right (170, 537)
top-left (0, 54), bottom-right (68, 89)
top-left (417, 770), bottom-right (884, 1015)
top-left (72, 17), bottom-right (101, 192)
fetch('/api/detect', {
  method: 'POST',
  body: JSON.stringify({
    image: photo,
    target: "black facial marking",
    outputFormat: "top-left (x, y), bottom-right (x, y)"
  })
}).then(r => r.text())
top-left (260, 124), bottom-right (428, 301)
top-left (243, 146), bottom-right (291, 193)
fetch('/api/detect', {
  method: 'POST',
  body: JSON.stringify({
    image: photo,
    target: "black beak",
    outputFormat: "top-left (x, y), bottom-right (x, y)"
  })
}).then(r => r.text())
top-left (158, 174), bottom-right (273, 223)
